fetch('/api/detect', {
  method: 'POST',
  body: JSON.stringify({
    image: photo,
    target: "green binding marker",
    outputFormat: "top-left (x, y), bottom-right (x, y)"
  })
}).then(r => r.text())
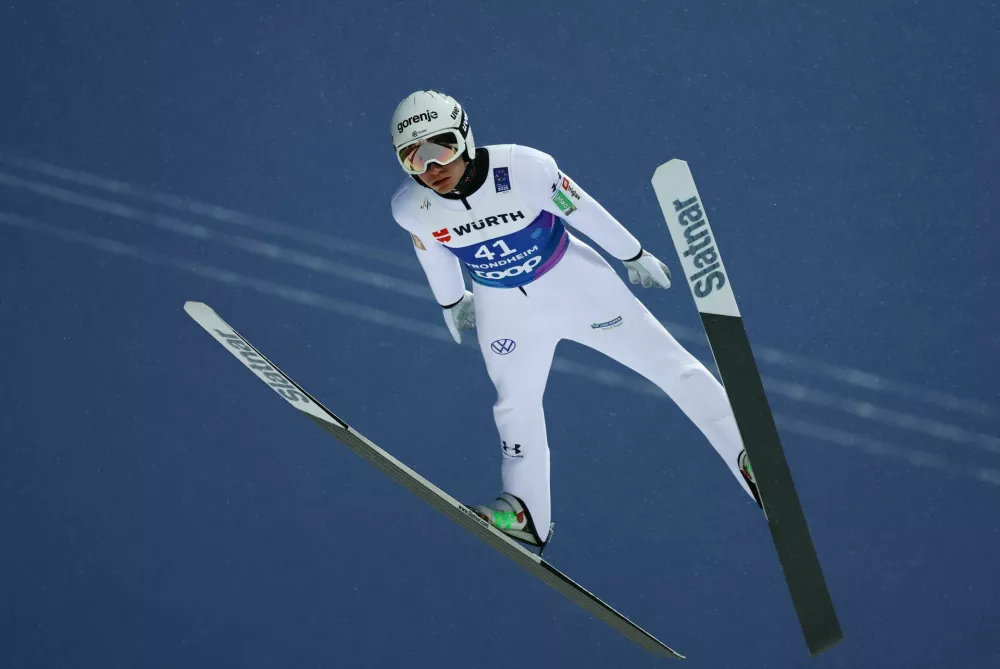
top-left (493, 510), bottom-right (517, 529)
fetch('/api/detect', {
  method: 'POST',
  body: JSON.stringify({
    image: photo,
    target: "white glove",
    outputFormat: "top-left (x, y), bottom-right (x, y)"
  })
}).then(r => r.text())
top-left (442, 291), bottom-right (476, 343)
top-left (623, 249), bottom-right (671, 289)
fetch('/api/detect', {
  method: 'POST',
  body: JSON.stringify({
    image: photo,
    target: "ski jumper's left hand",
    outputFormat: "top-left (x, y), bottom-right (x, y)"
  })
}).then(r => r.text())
top-left (623, 249), bottom-right (672, 289)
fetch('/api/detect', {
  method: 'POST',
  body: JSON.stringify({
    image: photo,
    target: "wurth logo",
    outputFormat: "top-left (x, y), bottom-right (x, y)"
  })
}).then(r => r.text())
top-left (432, 228), bottom-right (451, 243)
top-left (451, 211), bottom-right (525, 236)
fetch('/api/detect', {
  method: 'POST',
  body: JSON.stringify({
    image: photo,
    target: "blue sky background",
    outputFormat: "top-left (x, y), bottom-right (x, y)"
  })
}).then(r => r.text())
top-left (1, 1), bottom-right (997, 667)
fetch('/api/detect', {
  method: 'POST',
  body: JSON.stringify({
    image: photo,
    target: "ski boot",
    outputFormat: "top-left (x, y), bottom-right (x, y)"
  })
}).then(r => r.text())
top-left (472, 492), bottom-right (553, 553)
top-left (738, 449), bottom-right (763, 509)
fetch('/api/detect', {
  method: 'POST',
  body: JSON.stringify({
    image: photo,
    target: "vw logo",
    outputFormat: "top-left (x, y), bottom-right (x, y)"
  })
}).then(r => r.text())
top-left (490, 339), bottom-right (516, 355)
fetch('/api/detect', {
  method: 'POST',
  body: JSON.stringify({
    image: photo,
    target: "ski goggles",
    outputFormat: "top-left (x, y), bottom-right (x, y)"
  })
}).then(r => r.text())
top-left (396, 131), bottom-right (466, 175)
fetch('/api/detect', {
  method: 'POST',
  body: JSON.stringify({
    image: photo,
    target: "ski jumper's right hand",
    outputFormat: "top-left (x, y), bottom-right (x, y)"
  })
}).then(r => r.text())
top-left (442, 291), bottom-right (476, 343)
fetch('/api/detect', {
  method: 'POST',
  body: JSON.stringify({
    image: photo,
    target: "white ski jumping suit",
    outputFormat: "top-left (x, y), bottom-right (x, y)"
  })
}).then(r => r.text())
top-left (391, 144), bottom-right (754, 535)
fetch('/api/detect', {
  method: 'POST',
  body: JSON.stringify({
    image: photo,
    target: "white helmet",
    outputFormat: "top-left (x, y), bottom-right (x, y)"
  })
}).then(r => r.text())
top-left (390, 90), bottom-right (475, 174)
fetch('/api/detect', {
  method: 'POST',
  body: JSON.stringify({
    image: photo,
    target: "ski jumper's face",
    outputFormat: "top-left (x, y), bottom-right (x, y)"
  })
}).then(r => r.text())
top-left (417, 156), bottom-right (467, 194)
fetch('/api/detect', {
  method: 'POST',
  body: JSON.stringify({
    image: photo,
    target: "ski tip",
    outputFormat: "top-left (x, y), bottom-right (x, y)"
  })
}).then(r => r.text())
top-left (652, 158), bottom-right (689, 179)
top-left (183, 301), bottom-right (211, 317)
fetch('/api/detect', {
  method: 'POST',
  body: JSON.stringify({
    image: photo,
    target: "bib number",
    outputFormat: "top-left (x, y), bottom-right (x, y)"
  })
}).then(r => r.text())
top-left (474, 239), bottom-right (517, 261)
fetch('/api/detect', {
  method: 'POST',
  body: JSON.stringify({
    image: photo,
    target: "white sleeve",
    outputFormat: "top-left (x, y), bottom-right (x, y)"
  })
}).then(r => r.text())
top-left (510, 145), bottom-right (643, 261)
top-left (411, 233), bottom-right (467, 307)
top-left (391, 200), bottom-right (467, 307)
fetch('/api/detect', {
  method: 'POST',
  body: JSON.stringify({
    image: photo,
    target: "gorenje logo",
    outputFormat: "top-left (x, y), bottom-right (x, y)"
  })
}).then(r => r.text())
top-left (673, 196), bottom-right (726, 298)
top-left (396, 110), bottom-right (439, 134)
top-left (452, 211), bottom-right (524, 236)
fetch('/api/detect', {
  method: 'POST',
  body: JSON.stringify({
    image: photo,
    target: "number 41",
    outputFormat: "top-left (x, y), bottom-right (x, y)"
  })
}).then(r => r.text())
top-left (474, 239), bottom-right (516, 261)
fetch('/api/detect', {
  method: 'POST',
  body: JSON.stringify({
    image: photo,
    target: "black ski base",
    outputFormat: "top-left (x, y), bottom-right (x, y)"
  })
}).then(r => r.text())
top-left (703, 312), bottom-right (843, 655)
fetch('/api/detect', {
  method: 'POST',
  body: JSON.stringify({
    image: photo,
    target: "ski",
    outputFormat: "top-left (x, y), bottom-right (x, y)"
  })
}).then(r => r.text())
top-left (183, 301), bottom-right (683, 660)
top-left (650, 160), bottom-right (843, 656)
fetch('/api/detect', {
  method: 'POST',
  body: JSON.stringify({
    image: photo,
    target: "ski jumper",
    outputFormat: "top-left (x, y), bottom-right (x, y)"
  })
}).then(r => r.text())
top-left (391, 145), bottom-right (754, 534)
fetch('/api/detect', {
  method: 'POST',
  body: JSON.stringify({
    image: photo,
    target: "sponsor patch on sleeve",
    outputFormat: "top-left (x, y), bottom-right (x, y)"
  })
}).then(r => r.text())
top-left (493, 167), bottom-right (511, 193)
top-left (550, 171), bottom-right (580, 216)
top-left (551, 189), bottom-right (577, 216)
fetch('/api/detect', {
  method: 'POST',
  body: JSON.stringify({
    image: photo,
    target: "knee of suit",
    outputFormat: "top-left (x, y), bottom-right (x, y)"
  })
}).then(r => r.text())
top-left (492, 378), bottom-right (548, 418)
top-left (493, 388), bottom-right (545, 418)
top-left (676, 361), bottom-right (734, 422)
top-left (677, 360), bottom-right (710, 382)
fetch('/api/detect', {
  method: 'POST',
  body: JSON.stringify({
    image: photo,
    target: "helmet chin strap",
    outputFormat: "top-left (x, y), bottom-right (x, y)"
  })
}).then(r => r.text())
top-left (448, 155), bottom-right (477, 193)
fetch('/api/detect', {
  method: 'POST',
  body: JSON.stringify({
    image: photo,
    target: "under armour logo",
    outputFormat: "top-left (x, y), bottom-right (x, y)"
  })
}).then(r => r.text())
top-left (502, 441), bottom-right (523, 458)
top-left (491, 339), bottom-right (516, 355)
